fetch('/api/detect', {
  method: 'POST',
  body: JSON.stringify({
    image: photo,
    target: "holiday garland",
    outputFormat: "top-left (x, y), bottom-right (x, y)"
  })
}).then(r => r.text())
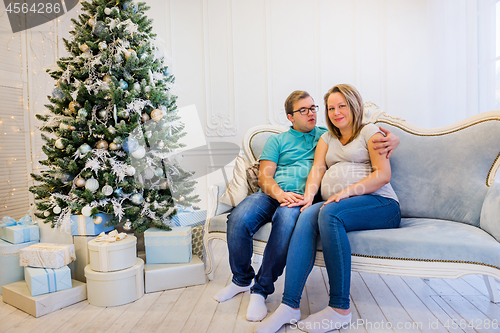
top-left (30, 0), bottom-right (199, 233)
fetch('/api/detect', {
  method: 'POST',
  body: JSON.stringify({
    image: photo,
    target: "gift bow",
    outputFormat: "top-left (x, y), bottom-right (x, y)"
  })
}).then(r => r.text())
top-left (2, 214), bottom-right (33, 227)
top-left (95, 230), bottom-right (127, 242)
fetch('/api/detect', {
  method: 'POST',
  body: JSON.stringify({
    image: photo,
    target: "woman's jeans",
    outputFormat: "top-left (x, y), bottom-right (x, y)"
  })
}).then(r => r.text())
top-left (282, 195), bottom-right (401, 310)
top-left (226, 192), bottom-right (301, 298)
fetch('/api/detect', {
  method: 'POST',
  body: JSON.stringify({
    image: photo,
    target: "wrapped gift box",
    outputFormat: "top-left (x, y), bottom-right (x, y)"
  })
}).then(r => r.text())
top-left (170, 207), bottom-right (207, 227)
top-left (70, 214), bottom-right (114, 236)
top-left (85, 258), bottom-right (144, 307)
top-left (2, 280), bottom-right (86, 317)
top-left (88, 235), bottom-right (137, 272)
top-left (0, 239), bottom-right (39, 295)
top-left (25, 266), bottom-right (72, 297)
top-left (72, 236), bottom-right (95, 282)
top-left (1, 224), bottom-right (39, 244)
top-left (20, 243), bottom-right (76, 269)
top-left (144, 227), bottom-right (192, 264)
top-left (144, 256), bottom-right (206, 293)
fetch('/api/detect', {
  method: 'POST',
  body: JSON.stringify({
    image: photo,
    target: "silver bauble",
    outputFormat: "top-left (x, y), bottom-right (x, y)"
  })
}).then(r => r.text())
top-left (108, 126), bottom-right (116, 135)
top-left (53, 206), bottom-right (61, 214)
top-left (85, 177), bottom-right (99, 192)
top-left (98, 41), bottom-right (107, 50)
top-left (44, 211), bottom-right (50, 217)
top-left (102, 185), bottom-right (113, 196)
top-left (104, 7), bottom-right (111, 15)
top-left (141, 113), bottom-right (150, 122)
top-left (130, 193), bottom-right (144, 205)
top-left (155, 167), bottom-right (164, 177)
top-left (109, 142), bottom-right (120, 151)
top-left (81, 205), bottom-right (92, 217)
top-left (99, 110), bottom-right (107, 118)
top-left (123, 221), bottom-right (132, 231)
top-left (55, 138), bottom-right (64, 149)
top-left (126, 165), bottom-right (136, 176)
top-left (131, 146), bottom-right (146, 159)
top-left (133, 82), bottom-right (141, 91)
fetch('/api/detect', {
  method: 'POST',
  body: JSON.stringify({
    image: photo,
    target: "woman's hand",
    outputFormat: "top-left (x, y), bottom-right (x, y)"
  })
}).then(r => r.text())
top-left (285, 197), bottom-right (314, 212)
top-left (321, 190), bottom-right (350, 209)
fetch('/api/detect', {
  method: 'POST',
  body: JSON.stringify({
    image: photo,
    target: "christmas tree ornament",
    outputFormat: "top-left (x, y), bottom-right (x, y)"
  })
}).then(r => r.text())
top-left (85, 177), bottom-right (99, 192)
top-left (179, 196), bottom-right (185, 202)
top-left (155, 167), bottom-right (164, 177)
top-left (118, 80), bottom-right (129, 90)
top-left (80, 43), bottom-right (90, 53)
top-left (88, 17), bottom-right (96, 27)
top-left (131, 146), bottom-right (146, 159)
top-left (78, 109), bottom-right (88, 118)
top-left (78, 143), bottom-right (92, 155)
top-left (59, 123), bottom-right (69, 130)
top-left (151, 109), bottom-right (163, 122)
top-left (85, 78), bottom-right (93, 85)
top-left (144, 86), bottom-right (151, 93)
top-left (144, 131), bottom-right (152, 139)
top-left (113, 188), bottom-right (124, 197)
top-left (60, 173), bottom-right (74, 184)
top-left (141, 113), bottom-right (150, 122)
top-left (108, 142), bottom-right (119, 151)
top-left (102, 185), bottom-right (113, 196)
top-left (123, 221), bottom-right (132, 231)
top-left (94, 216), bottom-right (103, 224)
top-left (53, 206), bottom-right (62, 214)
top-left (103, 75), bottom-right (113, 84)
top-left (68, 101), bottom-right (80, 112)
top-left (112, 6), bottom-right (120, 15)
top-left (44, 211), bottom-right (50, 217)
top-left (126, 165), bottom-right (136, 176)
top-left (75, 177), bottom-right (86, 187)
top-left (108, 126), bottom-right (116, 134)
top-left (157, 140), bottom-right (165, 148)
top-left (98, 41), bottom-right (107, 50)
top-left (82, 205), bottom-right (92, 217)
top-left (104, 7), bottom-right (111, 15)
top-left (96, 140), bottom-right (109, 150)
top-left (122, 137), bottom-right (139, 153)
top-left (159, 180), bottom-right (168, 189)
top-left (52, 87), bottom-right (65, 100)
top-left (124, 49), bottom-right (136, 60)
top-left (143, 167), bottom-right (155, 179)
top-left (63, 108), bottom-right (73, 115)
top-left (99, 110), bottom-right (107, 118)
top-left (113, 136), bottom-right (123, 144)
top-left (114, 54), bottom-right (122, 63)
top-left (92, 21), bottom-right (106, 37)
top-left (133, 82), bottom-right (140, 91)
top-left (130, 193), bottom-right (144, 205)
top-left (118, 110), bottom-right (130, 119)
top-left (55, 138), bottom-right (65, 149)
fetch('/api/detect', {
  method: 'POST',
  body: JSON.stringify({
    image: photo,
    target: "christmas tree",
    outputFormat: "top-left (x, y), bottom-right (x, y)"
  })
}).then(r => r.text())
top-left (29, 0), bottom-right (199, 233)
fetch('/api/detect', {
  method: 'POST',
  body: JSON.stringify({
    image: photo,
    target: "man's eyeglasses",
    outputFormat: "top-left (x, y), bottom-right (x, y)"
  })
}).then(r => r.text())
top-left (290, 105), bottom-right (318, 115)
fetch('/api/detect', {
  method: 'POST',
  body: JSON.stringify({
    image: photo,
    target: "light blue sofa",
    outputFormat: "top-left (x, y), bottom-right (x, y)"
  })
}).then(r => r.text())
top-left (203, 105), bottom-right (500, 302)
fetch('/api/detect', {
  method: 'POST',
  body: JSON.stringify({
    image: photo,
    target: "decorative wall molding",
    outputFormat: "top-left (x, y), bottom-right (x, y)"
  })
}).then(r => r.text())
top-left (203, 0), bottom-right (237, 137)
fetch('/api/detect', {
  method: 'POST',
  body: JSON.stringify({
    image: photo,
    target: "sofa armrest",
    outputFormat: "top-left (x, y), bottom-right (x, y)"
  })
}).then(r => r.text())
top-left (206, 182), bottom-right (232, 220)
top-left (480, 181), bottom-right (500, 242)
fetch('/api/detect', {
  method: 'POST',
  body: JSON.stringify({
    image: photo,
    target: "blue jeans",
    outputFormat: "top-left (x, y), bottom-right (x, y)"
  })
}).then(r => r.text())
top-left (282, 195), bottom-right (401, 309)
top-left (226, 191), bottom-right (301, 298)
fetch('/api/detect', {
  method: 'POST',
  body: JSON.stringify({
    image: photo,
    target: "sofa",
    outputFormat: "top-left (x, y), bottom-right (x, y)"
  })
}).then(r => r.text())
top-left (202, 104), bottom-right (500, 303)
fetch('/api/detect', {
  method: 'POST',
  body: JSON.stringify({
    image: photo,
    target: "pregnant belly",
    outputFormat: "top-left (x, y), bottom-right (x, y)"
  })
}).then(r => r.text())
top-left (320, 162), bottom-right (372, 199)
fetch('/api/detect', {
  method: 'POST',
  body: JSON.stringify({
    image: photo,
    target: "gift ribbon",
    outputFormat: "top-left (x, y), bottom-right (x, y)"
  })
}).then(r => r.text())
top-left (78, 215), bottom-right (87, 235)
top-left (44, 268), bottom-right (57, 293)
top-left (98, 242), bottom-right (110, 272)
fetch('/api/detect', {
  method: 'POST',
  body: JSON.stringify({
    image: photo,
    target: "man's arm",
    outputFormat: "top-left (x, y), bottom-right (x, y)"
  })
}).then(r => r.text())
top-left (258, 160), bottom-right (303, 204)
top-left (372, 127), bottom-right (400, 158)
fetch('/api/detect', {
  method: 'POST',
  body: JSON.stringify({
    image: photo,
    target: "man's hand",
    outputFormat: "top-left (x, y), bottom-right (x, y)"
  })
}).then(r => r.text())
top-left (284, 197), bottom-right (313, 212)
top-left (372, 127), bottom-right (400, 158)
top-left (277, 192), bottom-right (304, 206)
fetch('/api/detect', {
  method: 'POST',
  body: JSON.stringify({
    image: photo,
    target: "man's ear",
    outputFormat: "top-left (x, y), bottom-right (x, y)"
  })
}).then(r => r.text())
top-left (286, 113), bottom-right (294, 123)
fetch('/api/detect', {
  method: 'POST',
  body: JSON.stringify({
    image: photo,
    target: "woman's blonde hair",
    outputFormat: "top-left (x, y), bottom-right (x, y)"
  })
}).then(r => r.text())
top-left (324, 84), bottom-right (364, 144)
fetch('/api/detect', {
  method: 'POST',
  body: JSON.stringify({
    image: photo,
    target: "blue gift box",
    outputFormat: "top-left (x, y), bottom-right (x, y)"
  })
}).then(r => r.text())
top-left (24, 266), bottom-right (72, 296)
top-left (0, 239), bottom-right (39, 295)
top-left (171, 206), bottom-right (207, 227)
top-left (144, 227), bottom-right (192, 264)
top-left (1, 225), bottom-right (39, 244)
top-left (70, 214), bottom-right (114, 236)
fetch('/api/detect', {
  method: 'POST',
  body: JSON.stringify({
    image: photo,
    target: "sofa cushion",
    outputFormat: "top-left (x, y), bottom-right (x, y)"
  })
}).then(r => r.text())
top-left (219, 155), bottom-right (252, 207)
top-left (347, 218), bottom-right (500, 269)
top-left (376, 120), bottom-right (500, 226)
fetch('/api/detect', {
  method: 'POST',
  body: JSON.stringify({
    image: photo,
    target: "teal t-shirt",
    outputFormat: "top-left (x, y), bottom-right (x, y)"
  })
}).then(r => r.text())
top-left (259, 126), bottom-right (328, 195)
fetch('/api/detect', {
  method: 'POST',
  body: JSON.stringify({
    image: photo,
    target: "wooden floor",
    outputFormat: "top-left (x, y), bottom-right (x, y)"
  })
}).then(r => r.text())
top-left (2, 240), bottom-right (500, 333)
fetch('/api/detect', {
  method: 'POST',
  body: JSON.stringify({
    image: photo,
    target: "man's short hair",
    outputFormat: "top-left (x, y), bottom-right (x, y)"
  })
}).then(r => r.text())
top-left (284, 90), bottom-right (311, 115)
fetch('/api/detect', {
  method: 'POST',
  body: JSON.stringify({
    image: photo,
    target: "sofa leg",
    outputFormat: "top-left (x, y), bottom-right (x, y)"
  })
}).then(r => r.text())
top-left (204, 238), bottom-right (216, 280)
top-left (483, 275), bottom-right (500, 303)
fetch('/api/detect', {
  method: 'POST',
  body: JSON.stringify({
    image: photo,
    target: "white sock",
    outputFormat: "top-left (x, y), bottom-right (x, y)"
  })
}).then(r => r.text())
top-left (254, 303), bottom-right (301, 333)
top-left (298, 307), bottom-right (351, 333)
top-left (213, 282), bottom-right (251, 302)
top-left (246, 294), bottom-right (268, 322)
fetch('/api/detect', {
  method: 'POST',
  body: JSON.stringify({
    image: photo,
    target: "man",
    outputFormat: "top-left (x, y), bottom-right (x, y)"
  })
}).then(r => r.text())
top-left (214, 90), bottom-right (399, 322)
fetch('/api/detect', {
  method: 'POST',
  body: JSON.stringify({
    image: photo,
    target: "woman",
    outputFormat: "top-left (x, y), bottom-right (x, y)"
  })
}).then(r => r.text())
top-left (255, 84), bottom-right (401, 333)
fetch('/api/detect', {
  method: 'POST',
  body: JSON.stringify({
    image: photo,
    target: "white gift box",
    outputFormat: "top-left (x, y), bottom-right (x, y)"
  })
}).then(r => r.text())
top-left (25, 266), bottom-right (72, 297)
top-left (72, 236), bottom-right (95, 282)
top-left (144, 256), bottom-right (206, 293)
top-left (85, 258), bottom-right (144, 307)
top-left (88, 235), bottom-right (137, 272)
top-left (2, 280), bottom-right (86, 318)
top-left (0, 239), bottom-right (38, 295)
top-left (19, 243), bottom-right (76, 269)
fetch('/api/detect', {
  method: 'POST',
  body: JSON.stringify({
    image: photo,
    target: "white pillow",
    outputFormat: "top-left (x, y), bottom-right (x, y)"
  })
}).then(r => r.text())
top-left (219, 154), bottom-right (252, 207)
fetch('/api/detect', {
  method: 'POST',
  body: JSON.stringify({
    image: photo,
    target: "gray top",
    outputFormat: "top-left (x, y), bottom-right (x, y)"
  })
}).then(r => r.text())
top-left (320, 123), bottom-right (399, 202)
